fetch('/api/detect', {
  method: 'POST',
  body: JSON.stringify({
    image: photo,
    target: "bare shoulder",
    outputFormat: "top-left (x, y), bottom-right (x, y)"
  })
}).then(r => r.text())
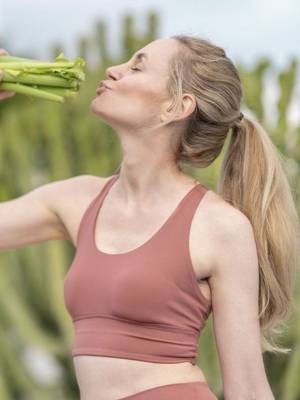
top-left (53, 174), bottom-right (109, 200)
top-left (50, 174), bottom-right (113, 245)
top-left (201, 189), bottom-right (252, 238)
top-left (190, 187), bottom-right (253, 279)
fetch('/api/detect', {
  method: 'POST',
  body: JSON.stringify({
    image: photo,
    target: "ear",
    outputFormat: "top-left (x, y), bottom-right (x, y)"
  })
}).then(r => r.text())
top-left (160, 93), bottom-right (197, 124)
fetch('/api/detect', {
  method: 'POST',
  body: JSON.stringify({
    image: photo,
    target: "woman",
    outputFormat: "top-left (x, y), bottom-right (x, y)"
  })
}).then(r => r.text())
top-left (0, 35), bottom-right (298, 400)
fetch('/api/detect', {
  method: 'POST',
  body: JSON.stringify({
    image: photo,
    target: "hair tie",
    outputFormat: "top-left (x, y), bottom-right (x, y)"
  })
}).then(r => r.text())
top-left (238, 112), bottom-right (244, 122)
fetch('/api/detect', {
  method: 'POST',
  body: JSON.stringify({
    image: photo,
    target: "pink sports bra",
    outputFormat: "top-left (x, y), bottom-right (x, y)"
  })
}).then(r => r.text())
top-left (63, 174), bottom-right (212, 365)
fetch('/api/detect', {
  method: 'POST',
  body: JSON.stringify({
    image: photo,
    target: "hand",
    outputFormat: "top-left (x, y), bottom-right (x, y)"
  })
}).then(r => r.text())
top-left (0, 48), bottom-right (16, 100)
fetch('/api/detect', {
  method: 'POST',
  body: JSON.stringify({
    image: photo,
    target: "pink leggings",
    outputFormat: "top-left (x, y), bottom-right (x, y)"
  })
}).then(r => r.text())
top-left (117, 381), bottom-right (218, 399)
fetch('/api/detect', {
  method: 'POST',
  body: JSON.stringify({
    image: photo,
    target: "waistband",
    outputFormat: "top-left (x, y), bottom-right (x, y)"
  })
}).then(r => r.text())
top-left (71, 315), bottom-right (200, 365)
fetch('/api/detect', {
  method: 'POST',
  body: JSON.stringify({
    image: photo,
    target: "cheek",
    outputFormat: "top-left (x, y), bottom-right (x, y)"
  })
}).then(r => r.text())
top-left (91, 77), bottom-right (168, 126)
top-left (122, 85), bottom-right (167, 123)
top-left (118, 78), bottom-right (164, 108)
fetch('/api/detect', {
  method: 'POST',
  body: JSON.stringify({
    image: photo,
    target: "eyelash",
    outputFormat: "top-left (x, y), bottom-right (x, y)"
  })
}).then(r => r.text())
top-left (131, 67), bottom-right (141, 72)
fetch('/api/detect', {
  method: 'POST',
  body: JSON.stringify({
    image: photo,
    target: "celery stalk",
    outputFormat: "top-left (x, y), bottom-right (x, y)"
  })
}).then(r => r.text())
top-left (0, 52), bottom-right (85, 103)
top-left (0, 82), bottom-right (65, 103)
top-left (36, 86), bottom-right (78, 98)
top-left (2, 70), bottom-right (78, 88)
top-left (0, 61), bottom-right (75, 69)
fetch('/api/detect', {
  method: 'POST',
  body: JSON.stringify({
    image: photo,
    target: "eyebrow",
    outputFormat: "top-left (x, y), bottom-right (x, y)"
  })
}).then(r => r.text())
top-left (133, 52), bottom-right (148, 62)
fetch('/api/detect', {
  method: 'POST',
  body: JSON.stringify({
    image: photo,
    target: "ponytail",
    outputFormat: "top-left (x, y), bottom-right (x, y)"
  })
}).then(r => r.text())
top-left (219, 116), bottom-right (300, 353)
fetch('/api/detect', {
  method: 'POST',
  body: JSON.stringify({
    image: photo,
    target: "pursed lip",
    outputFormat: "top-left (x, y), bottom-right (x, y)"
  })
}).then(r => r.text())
top-left (96, 81), bottom-right (112, 95)
top-left (97, 81), bottom-right (112, 90)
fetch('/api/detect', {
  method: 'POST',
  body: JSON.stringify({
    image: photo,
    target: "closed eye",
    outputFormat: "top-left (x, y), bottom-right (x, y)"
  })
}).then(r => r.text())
top-left (131, 67), bottom-right (141, 72)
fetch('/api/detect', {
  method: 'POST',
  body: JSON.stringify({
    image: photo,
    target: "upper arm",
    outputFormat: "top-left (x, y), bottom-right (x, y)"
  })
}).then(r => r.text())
top-left (209, 207), bottom-right (272, 398)
top-left (0, 175), bottom-right (91, 251)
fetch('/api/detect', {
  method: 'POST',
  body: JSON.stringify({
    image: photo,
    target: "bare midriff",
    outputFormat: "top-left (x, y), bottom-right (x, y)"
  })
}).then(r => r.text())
top-left (73, 355), bottom-right (208, 400)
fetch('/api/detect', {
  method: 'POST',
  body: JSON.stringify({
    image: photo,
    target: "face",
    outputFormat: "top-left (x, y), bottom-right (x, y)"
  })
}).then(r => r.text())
top-left (90, 38), bottom-right (179, 132)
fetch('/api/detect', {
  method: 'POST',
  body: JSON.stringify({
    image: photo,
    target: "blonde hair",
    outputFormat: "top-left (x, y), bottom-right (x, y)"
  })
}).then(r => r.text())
top-left (167, 34), bottom-right (300, 354)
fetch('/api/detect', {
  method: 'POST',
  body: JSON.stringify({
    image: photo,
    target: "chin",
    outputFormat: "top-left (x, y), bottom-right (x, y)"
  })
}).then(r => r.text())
top-left (90, 98), bottom-right (102, 115)
top-left (89, 101), bottom-right (112, 124)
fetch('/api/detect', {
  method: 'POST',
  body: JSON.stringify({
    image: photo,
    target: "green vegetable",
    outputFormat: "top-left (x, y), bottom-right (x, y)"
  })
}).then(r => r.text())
top-left (0, 53), bottom-right (86, 103)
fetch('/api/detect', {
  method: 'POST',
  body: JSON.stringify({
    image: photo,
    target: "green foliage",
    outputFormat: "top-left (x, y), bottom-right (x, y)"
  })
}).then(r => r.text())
top-left (0, 10), bottom-right (299, 399)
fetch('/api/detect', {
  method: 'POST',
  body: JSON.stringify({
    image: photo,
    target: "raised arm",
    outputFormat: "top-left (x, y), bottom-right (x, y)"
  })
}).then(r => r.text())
top-left (0, 174), bottom-right (107, 251)
top-left (209, 206), bottom-right (275, 400)
top-left (0, 179), bottom-right (70, 251)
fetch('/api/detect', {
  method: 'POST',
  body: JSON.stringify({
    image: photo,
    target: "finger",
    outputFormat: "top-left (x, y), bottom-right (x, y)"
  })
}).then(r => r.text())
top-left (0, 49), bottom-right (9, 56)
top-left (0, 91), bottom-right (16, 100)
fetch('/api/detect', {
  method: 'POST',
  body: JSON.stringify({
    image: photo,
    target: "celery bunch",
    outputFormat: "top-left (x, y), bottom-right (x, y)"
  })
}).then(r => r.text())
top-left (0, 53), bottom-right (86, 103)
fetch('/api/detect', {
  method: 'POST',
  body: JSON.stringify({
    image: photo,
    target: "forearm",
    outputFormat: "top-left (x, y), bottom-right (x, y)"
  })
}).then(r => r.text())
top-left (223, 373), bottom-right (275, 400)
top-left (224, 386), bottom-right (275, 400)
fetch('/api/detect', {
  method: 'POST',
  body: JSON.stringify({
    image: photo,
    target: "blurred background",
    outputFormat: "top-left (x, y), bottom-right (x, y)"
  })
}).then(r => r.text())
top-left (0, 0), bottom-right (299, 399)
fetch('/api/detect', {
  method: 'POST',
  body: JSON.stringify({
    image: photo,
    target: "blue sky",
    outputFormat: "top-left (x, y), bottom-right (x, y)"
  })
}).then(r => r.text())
top-left (1, 0), bottom-right (299, 69)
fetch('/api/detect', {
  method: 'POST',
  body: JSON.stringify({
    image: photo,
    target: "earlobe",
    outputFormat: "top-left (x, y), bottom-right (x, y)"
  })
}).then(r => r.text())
top-left (160, 113), bottom-right (168, 123)
top-left (160, 100), bottom-right (176, 123)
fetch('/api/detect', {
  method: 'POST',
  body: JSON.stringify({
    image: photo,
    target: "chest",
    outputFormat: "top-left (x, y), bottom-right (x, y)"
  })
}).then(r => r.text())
top-left (93, 199), bottom-right (214, 279)
top-left (63, 188), bottom-right (214, 307)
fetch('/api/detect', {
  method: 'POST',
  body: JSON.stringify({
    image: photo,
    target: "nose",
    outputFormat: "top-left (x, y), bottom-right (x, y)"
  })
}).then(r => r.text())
top-left (105, 59), bottom-right (130, 80)
top-left (105, 65), bottom-right (120, 81)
